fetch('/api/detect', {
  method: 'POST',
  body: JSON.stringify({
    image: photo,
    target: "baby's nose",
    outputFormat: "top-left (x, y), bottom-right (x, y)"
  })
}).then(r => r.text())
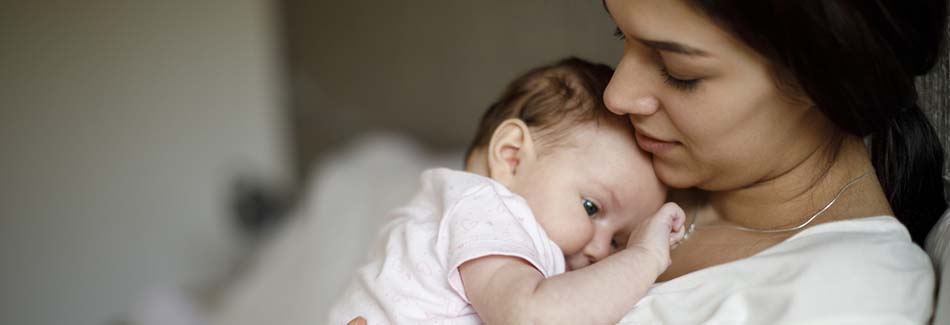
top-left (582, 239), bottom-right (612, 263)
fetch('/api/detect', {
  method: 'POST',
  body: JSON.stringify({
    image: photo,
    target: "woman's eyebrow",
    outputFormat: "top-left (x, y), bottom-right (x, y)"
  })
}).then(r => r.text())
top-left (602, 0), bottom-right (709, 57)
top-left (636, 38), bottom-right (710, 57)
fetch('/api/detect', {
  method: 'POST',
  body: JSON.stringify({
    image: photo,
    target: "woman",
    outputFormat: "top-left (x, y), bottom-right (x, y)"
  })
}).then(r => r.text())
top-left (602, 0), bottom-right (946, 322)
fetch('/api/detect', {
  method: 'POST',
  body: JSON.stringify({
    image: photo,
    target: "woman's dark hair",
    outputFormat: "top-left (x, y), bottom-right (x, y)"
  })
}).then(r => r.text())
top-left (688, 0), bottom-right (948, 244)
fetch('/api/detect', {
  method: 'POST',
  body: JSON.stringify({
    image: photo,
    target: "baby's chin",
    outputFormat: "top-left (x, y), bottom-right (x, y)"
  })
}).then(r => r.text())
top-left (565, 253), bottom-right (592, 271)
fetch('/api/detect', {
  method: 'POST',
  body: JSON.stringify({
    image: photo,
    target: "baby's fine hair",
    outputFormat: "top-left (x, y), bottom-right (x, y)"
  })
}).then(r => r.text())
top-left (465, 57), bottom-right (620, 161)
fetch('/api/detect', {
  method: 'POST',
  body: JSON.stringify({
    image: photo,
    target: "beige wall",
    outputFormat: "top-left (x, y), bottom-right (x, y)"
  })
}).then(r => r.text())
top-left (0, 1), bottom-right (289, 324)
top-left (284, 0), bottom-right (622, 175)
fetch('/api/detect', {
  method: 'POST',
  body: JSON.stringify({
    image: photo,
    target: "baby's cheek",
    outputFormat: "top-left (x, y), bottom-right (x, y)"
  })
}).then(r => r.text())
top-left (551, 221), bottom-right (594, 256)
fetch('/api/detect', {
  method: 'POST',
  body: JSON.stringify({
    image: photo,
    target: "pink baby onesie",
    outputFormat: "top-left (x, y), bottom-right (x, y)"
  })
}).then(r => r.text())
top-left (328, 168), bottom-right (566, 324)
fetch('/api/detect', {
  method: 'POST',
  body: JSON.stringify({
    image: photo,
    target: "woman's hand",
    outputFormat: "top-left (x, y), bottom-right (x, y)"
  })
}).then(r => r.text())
top-left (625, 202), bottom-right (686, 275)
top-left (347, 316), bottom-right (367, 325)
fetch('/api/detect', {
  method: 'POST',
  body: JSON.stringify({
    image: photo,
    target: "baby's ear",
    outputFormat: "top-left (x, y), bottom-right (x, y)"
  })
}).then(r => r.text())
top-left (487, 119), bottom-right (537, 186)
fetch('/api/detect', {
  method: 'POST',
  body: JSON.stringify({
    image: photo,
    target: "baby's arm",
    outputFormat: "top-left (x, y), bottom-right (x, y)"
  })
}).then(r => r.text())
top-left (459, 203), bottom-right (685, 324)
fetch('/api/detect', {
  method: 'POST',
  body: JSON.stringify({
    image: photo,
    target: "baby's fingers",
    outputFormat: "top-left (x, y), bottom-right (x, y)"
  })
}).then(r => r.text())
top-left (670, 219), bottom-right (686, 247)
top-left (656, 202), bottom-right (685, 230)
top-left (667, 203), bottom-right (686, 232)
top-left (660, 202), bottom-right (686, 247)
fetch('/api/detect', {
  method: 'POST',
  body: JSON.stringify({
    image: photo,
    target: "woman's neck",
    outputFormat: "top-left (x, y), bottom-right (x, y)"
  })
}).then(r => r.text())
top-left (702, 135), bottom-right (888, 230)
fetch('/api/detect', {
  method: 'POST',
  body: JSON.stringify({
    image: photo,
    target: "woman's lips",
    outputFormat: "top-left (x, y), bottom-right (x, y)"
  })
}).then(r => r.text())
top-left (635, 130), bottom-right (678, 154)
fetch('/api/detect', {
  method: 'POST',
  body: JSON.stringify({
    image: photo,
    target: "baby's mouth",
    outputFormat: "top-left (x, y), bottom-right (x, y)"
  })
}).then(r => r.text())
top-left (565, 253), bottom-right (592, 271)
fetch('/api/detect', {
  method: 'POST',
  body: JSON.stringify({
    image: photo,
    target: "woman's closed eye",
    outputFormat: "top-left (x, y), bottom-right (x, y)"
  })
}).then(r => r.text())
top-left (660, 67), bottom-right (702, 92)
top-left (581, 198), bottom-right (600, 218)
top-left (614, 27), bottom-right (704, 92)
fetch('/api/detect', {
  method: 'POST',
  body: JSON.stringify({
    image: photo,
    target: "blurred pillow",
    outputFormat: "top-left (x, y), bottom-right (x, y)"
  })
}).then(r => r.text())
top-left (210, 132), bottom-right (463, 325)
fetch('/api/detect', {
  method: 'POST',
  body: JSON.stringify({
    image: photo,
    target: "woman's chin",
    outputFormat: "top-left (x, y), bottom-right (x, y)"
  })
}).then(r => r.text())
top-left (653, 160), bottom-right (700, 189)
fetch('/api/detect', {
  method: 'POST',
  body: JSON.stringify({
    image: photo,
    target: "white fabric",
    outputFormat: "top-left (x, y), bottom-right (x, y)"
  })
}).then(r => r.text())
top-left (926, 207), bottom-right (950, 325)
top-left (328, 168), bottom-right (565, 325)
top-left (620, 216), bottom-right (934, 324)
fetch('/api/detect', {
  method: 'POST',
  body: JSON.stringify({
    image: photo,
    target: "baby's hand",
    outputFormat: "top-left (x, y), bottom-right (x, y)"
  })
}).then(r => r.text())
top-left (625, 202), bottom-right (686, 275)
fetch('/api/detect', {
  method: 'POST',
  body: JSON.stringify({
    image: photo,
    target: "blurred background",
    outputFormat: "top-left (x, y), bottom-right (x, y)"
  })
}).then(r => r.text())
top-left (284, 0), bottom-right (622, 178)
top-left (2, 1), bottom-right (949, 325)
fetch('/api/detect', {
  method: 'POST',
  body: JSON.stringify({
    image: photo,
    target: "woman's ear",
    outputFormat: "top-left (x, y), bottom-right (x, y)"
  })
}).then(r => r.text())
top-left (487, 119), bottom-right (537, 186)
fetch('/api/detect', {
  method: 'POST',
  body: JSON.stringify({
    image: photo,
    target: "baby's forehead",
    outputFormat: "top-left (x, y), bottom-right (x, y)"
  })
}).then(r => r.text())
top-left (552, 122), bottom-right (664, 207)
top-left (554, 120), bottom-right (645, 158)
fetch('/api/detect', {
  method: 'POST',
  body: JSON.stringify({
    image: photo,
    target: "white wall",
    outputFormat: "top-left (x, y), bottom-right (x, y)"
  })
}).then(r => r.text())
top-left (0, 1), bottom-right (289, 325)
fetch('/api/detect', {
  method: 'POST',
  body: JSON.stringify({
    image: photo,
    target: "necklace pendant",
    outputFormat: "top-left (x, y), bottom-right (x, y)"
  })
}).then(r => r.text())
top-left (683, 223), bottom-right (696, 240)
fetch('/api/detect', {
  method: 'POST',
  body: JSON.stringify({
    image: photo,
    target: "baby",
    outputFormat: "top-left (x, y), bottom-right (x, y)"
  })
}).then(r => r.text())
top-left (329, 57), bottom-right (685, 324)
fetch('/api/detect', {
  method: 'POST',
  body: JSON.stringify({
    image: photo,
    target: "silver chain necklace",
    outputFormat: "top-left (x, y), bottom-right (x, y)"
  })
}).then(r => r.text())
top-left (683, 171), bottom-right (872, 240)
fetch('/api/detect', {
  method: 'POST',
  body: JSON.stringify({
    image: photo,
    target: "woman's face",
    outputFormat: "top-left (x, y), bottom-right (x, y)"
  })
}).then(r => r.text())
top-left (603, 0), bottom-right (835, 191)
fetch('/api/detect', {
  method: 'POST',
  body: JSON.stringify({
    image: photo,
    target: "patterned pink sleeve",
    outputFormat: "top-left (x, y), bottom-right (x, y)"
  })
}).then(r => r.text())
top-left (442, 185), bottom-right (564, 303)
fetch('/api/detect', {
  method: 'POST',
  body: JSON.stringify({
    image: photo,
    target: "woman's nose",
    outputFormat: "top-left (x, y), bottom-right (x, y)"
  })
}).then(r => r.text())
top-left (604, 55), bottom-right (661, 117)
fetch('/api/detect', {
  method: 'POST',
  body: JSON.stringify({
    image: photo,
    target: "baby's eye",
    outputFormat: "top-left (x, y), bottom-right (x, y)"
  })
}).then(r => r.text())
top-left (610, 238), bottom-right (620, 250)
top-left (581, 198), bottom-right (600, 218)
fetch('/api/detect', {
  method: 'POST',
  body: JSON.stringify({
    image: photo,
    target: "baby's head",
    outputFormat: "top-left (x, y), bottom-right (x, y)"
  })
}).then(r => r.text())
top-left (465, 58), bottom-right (667, 270)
